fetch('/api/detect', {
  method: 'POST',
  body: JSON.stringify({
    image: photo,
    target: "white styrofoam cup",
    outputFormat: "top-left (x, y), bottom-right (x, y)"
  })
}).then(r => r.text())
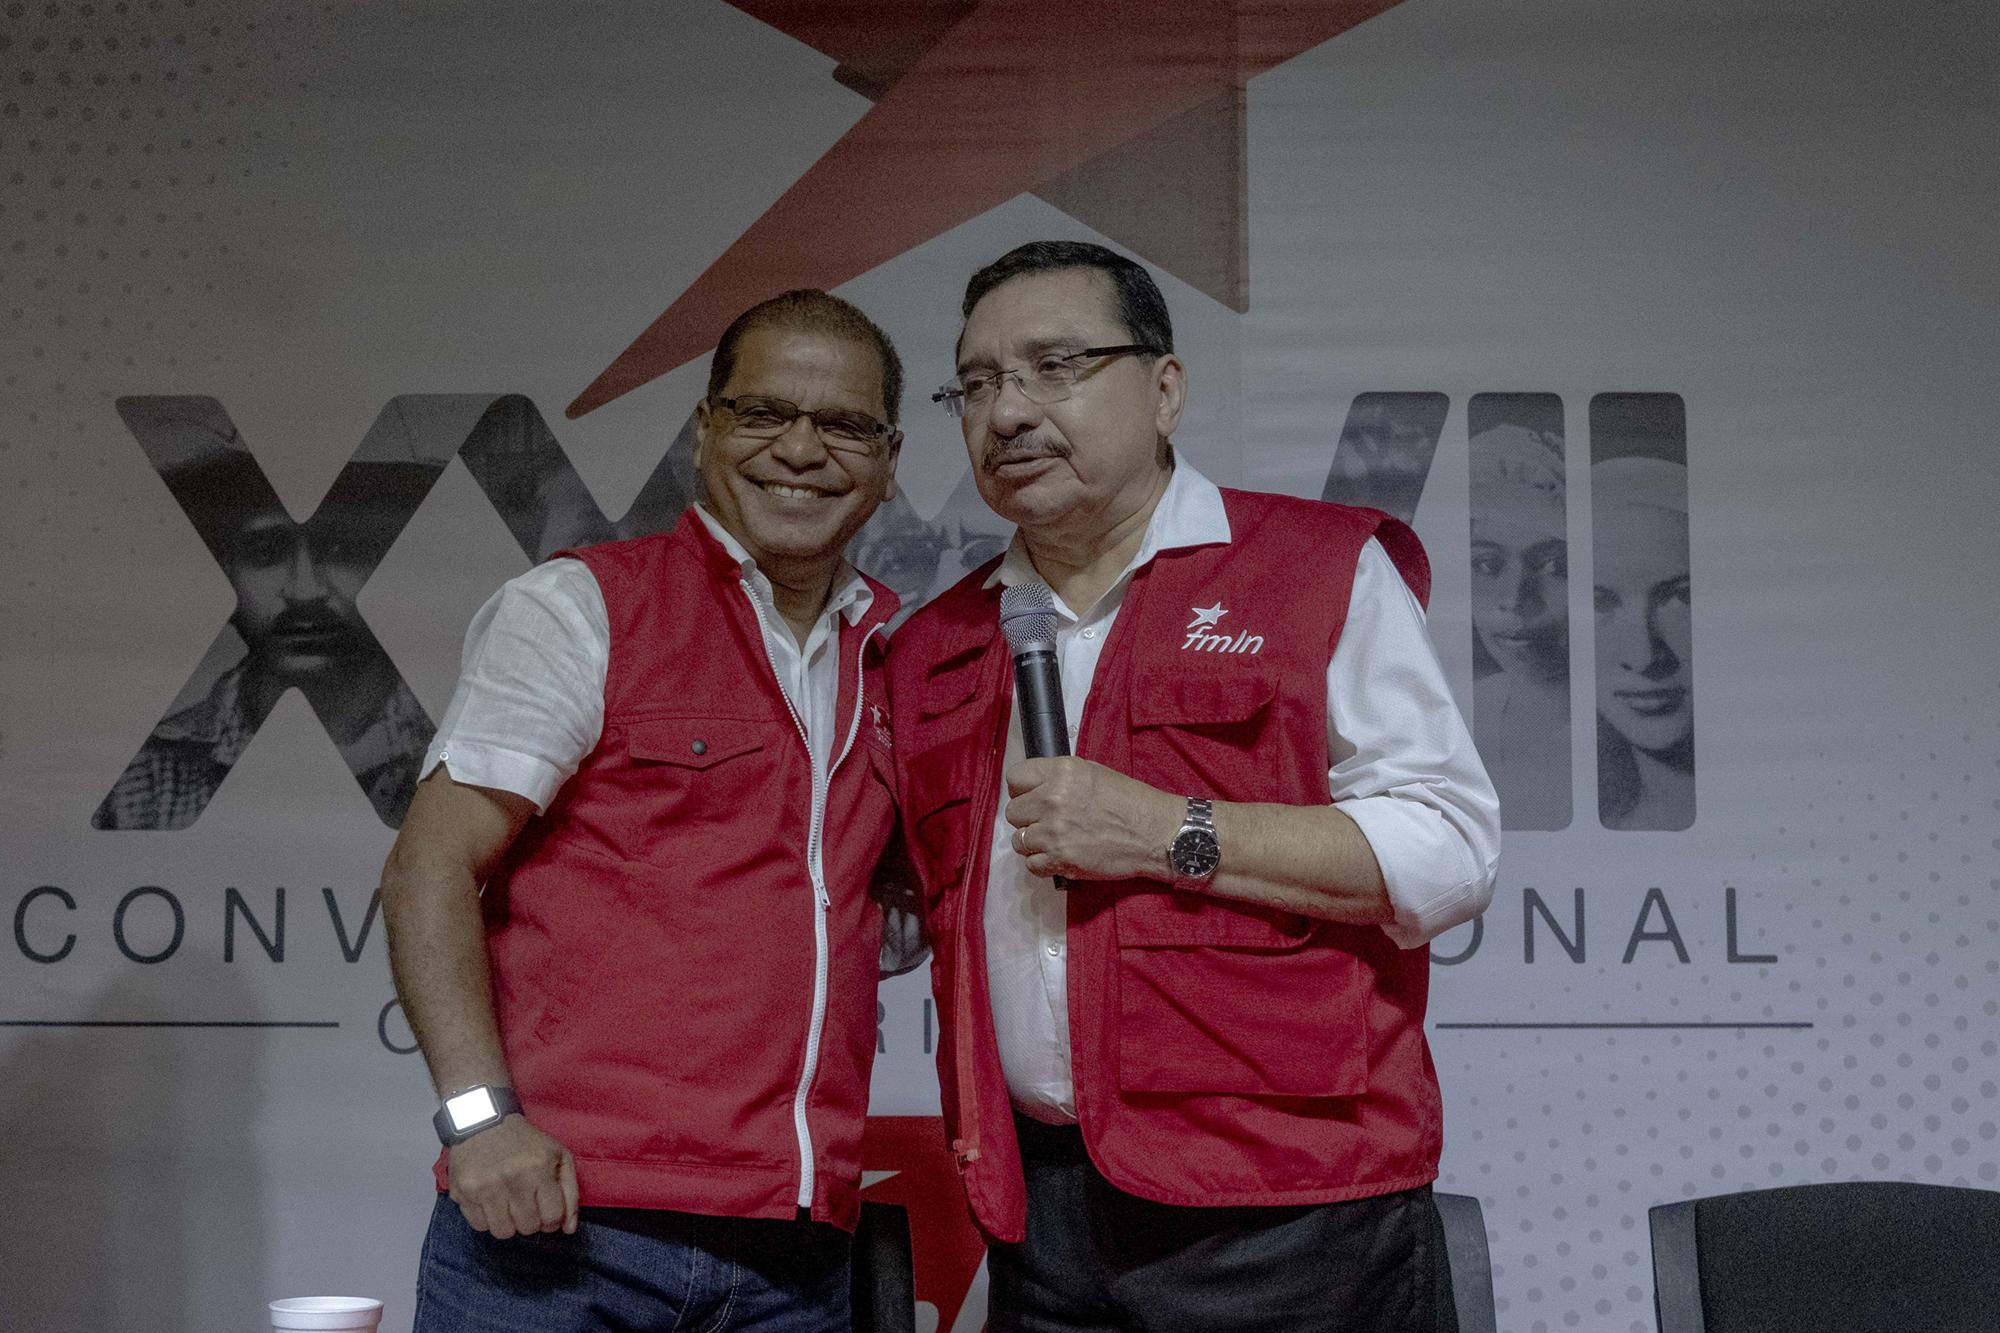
top-left (269, 1296), bottom-right (386, 1331)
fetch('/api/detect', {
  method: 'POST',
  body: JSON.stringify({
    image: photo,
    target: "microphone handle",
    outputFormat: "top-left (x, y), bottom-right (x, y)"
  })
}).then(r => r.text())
top-left (1013, 649), bottom-right (1070, 759)
top-left (1012, 648), bottom-right (1071, 890)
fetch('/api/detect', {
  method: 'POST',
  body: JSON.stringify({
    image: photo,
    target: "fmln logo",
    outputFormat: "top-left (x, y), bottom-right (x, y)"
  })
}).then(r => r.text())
top-left (565, 1), bottom-right (1403, 417)
top-left (1182, 602), bottom-right (1263, 655)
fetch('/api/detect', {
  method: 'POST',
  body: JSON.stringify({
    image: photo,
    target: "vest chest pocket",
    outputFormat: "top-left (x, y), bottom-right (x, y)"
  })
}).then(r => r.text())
top-left (1129, 670), bottom-right (1280, 799)
top-left (1115, 938), bottom-right (1368, 1099)
top-left (900, 733), bottom-right (983, 908)
top-left (920, 653), bottom-right (985, 719)
top-left (1114, 879), bottom-right (1368, 1100)
top-left (614, 717), bottom-right (780, 823)
top-left (1118, 671), bottom-right (1365, 1098)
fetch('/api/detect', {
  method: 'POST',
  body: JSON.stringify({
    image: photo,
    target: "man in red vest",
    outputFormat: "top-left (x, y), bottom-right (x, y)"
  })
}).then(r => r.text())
top-left (381, 290), bottom-right (915, 1331)
top-left (889, 242), bottom-right (1501, 1331)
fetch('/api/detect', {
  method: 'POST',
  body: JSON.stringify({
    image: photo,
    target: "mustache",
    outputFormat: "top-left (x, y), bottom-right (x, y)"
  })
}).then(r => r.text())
top-left (981, 435), bottom-right (1072, 474)
top-left (268, 608), bottom-right (355, 636)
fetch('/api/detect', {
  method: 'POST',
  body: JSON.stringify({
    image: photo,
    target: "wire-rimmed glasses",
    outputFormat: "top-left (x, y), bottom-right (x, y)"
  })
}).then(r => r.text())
top-left (931, 344), bottom-right (1161, 419)
top-left (709, 395), bottom-right (896, 457)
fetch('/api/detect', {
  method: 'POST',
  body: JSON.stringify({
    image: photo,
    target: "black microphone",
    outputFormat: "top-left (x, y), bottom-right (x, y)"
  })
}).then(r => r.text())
top-left (998, 581), bottom-right (1070, 889)
top-left (999, 581), bottom-right (1069, 760)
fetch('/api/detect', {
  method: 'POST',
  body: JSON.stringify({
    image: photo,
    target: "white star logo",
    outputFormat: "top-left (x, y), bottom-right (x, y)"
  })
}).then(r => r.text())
top-left (1187, 602), bottom-right (1228, 630)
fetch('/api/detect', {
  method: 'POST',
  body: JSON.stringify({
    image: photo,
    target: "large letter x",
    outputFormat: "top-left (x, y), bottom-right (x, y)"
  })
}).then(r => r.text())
top-left (91, 396), bottom-right (486, 830)
top-left (94, 395), bottom-right (702, 830)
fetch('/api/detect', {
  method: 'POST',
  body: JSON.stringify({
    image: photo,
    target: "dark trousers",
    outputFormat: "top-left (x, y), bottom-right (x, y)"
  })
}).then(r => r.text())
top-left (987, 1116), bottom-right (1457, 1333)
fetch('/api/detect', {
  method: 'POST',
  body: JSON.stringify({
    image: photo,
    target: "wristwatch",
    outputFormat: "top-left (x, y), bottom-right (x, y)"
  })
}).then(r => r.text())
top-left (432, 1084), bottom-right (523, 1146)
top-left (1168, 796), bottom-right (1221, 891)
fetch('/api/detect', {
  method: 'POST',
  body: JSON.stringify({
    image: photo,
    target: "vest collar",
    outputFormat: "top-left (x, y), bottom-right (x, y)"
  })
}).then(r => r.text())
top-left (983, 455), bottom-right (1233, 599)
top-left (677, 505), bottom-right (896, 635)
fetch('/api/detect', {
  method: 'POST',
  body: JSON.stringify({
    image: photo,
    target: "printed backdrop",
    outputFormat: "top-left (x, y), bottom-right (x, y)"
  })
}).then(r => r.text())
top-left (4, 2), bottom-right (1997, 1329)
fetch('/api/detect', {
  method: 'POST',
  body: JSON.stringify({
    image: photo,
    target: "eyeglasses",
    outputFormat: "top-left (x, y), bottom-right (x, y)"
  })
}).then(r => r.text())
top-left (931, 344), bottom-right (1162, 419)
top-left (710, 395), bottom-right (896, 457)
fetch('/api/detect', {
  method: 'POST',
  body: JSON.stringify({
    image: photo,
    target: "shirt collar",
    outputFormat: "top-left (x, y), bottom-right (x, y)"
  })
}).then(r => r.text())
top-left (152, 659), bottom-right (253, 763)
top-left (985, 453), bottom-right (1232, 593)
top-left (693, 504), bottom-right (875, 626)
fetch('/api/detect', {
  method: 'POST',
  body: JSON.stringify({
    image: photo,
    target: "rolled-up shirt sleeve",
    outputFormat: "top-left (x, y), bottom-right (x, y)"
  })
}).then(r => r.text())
top-left (419, 557), bottom-right (609, 812)
top-left (1327, 540), bottom-right (1502, 948)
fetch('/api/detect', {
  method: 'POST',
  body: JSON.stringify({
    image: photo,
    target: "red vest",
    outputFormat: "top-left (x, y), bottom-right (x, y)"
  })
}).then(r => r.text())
top-left (888, 488), bottom-right (1439, 1243)
top-left (433, 513), bottom-right (900, 1230)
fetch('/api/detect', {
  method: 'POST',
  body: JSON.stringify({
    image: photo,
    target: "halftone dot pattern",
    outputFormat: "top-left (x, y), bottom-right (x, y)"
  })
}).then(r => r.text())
top-left (5, 8), bottom-right (1999, 1331)
top-left (1437, 701), bottom-right (2000, 1329)
top-left (0, 0), bottom-right (333, 658)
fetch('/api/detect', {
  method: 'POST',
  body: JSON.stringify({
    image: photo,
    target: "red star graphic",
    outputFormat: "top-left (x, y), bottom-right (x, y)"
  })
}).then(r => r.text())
top-left (568, 0), bottom-right (1408, 417)
top-left (861, 1115), bottom-right (989, 1331)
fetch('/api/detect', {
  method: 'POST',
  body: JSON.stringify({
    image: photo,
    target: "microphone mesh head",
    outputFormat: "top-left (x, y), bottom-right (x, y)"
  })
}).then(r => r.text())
top-left (999, 581), bottom-right (1060, 653)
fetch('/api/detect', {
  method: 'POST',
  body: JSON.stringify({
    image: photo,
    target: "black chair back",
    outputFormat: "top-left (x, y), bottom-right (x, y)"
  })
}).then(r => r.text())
top-left (1649, 1181), bottom-right (2000, 1333)
top-left (851, 1200), bottom-right (918, 1333)
top-left (1435, 1191), bottom-right (1497, 1333)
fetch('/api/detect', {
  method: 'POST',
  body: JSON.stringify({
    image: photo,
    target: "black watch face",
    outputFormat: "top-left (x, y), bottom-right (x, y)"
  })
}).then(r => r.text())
top-left (1173, 829), bottom-right (1220, 877)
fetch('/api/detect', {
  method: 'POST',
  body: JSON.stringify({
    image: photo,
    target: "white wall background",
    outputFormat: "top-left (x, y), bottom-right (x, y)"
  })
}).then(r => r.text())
top-left (3, 2), bottom-right (1996, 1329)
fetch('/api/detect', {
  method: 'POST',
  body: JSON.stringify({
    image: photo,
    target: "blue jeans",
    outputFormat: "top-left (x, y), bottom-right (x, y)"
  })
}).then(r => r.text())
top-left (412, 1194), bottom-right (851, 1332)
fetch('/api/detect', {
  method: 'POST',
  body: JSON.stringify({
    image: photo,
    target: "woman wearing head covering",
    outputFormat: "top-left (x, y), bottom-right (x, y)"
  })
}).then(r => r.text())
top-left (1592, 456), bottom-right (1694, 830)
top-left (1469, 422), bottom-right (1571, 829)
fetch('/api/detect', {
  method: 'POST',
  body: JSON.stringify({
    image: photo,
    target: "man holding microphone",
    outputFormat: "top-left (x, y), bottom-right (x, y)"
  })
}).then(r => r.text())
top-left (890, 242), bottom-right (1500, 1331)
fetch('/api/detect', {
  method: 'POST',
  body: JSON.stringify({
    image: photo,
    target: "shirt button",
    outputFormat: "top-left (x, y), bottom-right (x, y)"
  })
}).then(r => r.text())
top-left (1081, 627), bottom-right (1098, 639)
top-left (691, 740), bottom-right (708, 756)
top-left (1046, 943), bottom-right (1061, 957)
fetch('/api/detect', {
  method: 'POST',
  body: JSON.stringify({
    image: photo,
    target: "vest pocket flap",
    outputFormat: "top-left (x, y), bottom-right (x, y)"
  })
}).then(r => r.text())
top-left (1130, 673), bottom-right (1276, 728)
top-left (903, 735), bottom-right (980, 824)
top-left (921, 657), bottom-right (986, 718)
top-left (902, 737), bottom-right (980, 891)
top-left (865, 736), bottom-right (898, 789)
top-left (622, 720), bottom-right (770, 769)
top-left (1117, 944), bottom-right (1367, 1098)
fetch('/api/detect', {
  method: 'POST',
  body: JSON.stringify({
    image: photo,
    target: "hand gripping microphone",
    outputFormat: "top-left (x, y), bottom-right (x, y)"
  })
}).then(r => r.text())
top-left (998, 581), bottom-right (1069, 760)
top-left (998, 581), bottom-right (1071, 889)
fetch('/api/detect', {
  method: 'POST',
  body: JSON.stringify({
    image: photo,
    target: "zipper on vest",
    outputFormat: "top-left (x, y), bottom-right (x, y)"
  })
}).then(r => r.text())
top-left (738, 576), bottom-right (828, 1211)
top-left (736, 580), bottom-right (882, 1214)
top-left (950, 647), bottom-right (1010, 1179)
top-left (790, 619), bottom-right (883, 1203)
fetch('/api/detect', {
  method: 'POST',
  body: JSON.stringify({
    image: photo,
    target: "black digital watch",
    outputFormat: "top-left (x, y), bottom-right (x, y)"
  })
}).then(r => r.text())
top-left (432, 1084), bottom-right (523, 1146)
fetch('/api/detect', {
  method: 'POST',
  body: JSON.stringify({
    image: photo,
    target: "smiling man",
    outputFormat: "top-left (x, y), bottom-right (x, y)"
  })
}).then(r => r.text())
top-left (889, 242), bottom-right (1501, 1331)
top-left (381, 290), bottom-right (912, 1332)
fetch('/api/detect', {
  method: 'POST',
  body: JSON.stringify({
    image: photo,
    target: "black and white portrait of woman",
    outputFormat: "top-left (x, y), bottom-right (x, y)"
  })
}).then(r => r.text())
top-left (1592, 456), bottom-right (1695, 830)
top-left (1469, 419), bottom-right (1571, 830)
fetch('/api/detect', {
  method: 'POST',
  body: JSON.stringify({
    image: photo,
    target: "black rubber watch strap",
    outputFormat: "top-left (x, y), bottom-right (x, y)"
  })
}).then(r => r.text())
top-left (432, 1085), bottom-right (523, 1145)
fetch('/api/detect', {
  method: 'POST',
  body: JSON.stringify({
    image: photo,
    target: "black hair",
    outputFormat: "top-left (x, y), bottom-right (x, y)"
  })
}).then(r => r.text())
top-left (960, 240), bottom-right (1174, 355)
top-left (707, 289), bottom-right (904, 429)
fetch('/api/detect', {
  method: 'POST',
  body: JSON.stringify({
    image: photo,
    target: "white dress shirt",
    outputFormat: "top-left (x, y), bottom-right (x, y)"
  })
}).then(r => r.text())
top-left (983, 460), bottom-right (1501, 1123)
top-left (421, 506), bottom-right (874, 811)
